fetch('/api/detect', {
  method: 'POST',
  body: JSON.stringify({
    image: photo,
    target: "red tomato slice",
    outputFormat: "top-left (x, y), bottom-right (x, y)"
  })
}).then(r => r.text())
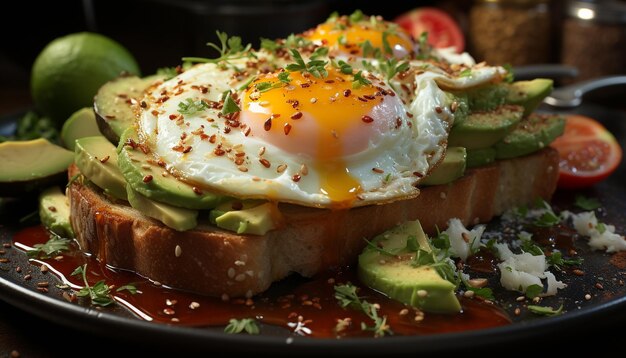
top-left (394, 7), bottom-right (464, 53)
top-left (550, 115), bottom-right (623, 189)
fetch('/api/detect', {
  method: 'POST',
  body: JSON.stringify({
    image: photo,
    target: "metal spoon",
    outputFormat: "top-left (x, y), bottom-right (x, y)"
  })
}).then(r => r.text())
top-left (543, 75), bottom-right (626, 108)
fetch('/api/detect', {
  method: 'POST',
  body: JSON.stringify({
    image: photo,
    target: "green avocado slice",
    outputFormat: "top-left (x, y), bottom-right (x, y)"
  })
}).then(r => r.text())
top-left (358, 220), bottom-right (461, 314)
top-left (39, 186), bottom-right (74, 238)
top-left (421, 147), bottom-right (466, 186)
top-left (61, 107), bottom-right (101, 151)
top-left (74, 136), bottom-right (127, 200)
top-left (0, 139), bottom-right (74, 196)
top-left (94, 74), bottom-right (165, 145)
top-left (506, 79), bottom-right (553, 117)
top-left (466, 147), bottom-right (496, 168)
top-left (448, 105), bottom-right (524, 149)
top-left (494, 113), bottom-right (566, 159)
top-left (117, 127), bottom-right (223, 210)
top-left (126, 184), bottom-right (198, 231)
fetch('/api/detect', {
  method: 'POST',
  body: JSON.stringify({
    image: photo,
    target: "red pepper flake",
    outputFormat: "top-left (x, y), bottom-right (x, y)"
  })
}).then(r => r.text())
top-left (300, 83), bottom-right (310, 88)
top-left (151, 110), bottom-right (159, 116)
top-left (143, 175), bottom-right (153, 183)
top-left (413, 172), bottom-right (424, 177)
top-left (450, 101), bottom-right (458, 113)
top-left (140, 101), bottom-right (147, 108)
top-left (235, 157), bottom-right (245, 165)
top-left (325, 80), bottom-right (335, 84)
top-left (183, 146), bottom-right (193, 153)
top-left (361, 115), bottom-right (374, 123)
top-left (224, 127), bottom-right (232, 134)
top-left (291, 112), bottom-right (303, 120)
top-left (264, 118), bottom-right (272, 131)
top-left (343, 89), bottom-right (351, 97)
top-left (259, 158), bottom-right (271, 168)
top-left (99, 155), bottom-right (110, 164)
top-left (192, 187), bottom-right (203, 195)
top-left (292, 174), bottom-right (301, 182)
top-left (214, 148), bottom-right (226, 156)
top-left (435, 106), bottom-right (443, 114)
top-left (284, 123), bottom-right (292, 135)
top-left (244, 127), bottom-right (251, 136)
top-left (209, 134), bottom-right (217, 143)
top-left (364, 94), bottom-right (375, 100)
top-left (406, 111), bottom-right (414, 118)
top-left (169, 114), bottom-right (178, 120)
top-left (357, 97), bottom-right (367, 102)
top-left (395, 117), bottom-right (402, 129)
top-left (372, 168), bottom-right (384, 173)
top-left (105, 115), bottom-right (116, 119)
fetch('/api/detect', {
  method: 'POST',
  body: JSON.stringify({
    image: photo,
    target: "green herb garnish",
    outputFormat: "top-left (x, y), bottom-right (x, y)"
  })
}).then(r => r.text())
top-left (71, 264), bottom-right (114, 307)
top-left (286, 49), bottom-right (328, 78)
top-left (177, 98), bottom-right (209, 115)
top-left (221, 91), bottom-right (241, 115)
top-left (459, 69), bottom-right (473, 78)
top-left (224, 318), bottom-right (260, 335)
top-left (547, 251), bottom-right (583, 271)
top-left (183, 31), bottom-right (251, 64)
top-left (27, 236), bottom-right (70, 259)
top-left (260, 38), bottom-right (280, 53)
top-left (527, 304), bottom-right (564, 316)
top-left (334, 283), bottom-right (392, 337)
top-left (352, 70), bottom-right (372, 88)
top-left (575, 195), bottom-right (601, 211)
top-left (525, 284), bottom-right (543, 299)
top-left (116, 284), bottom-right (139, 295)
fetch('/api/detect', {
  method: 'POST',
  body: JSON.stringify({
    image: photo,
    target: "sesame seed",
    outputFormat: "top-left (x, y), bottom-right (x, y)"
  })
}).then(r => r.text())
top-left (166, 299), bottom-right (177, 306)
top-left (0, 258), bottom-right (10, 263)
top-left (463, 290), bottom-right (475, 298)
top-left (327, 278), bottom-right (335, 284)
top-left (417, 290), bottom-right (428, 298)
top-left (277, 164), bottom-right (287, 173)
top-left (23, 275), bottom-right (31, 281)
top-left (300, 164), bottom-right (308, 175)
top-left (573, 269), bottom-right (584, 276)
top-left (372, 167), bottom-right (384, 173)
top-left (37, 281), bottom-right (49, 288)
top-left (40, 264), bottom-right (49, 273)
top-left (585, 294), bottom-right (592, 300)
top-left (516, 296), bottom-right (526, 302)
top-left (440, 192), bottom-right (447, 199)
top-left (595, 283), bottom-right (604, 290)
top-left (163, 308), bottom-right (175, 315)
top-left (258, 146), bottom-right (266, 156)
top-left (235, 274), bottom-right (246, 282)
top-left (175, 245), bottom-right (182, 257)
top-left (99, 155), bottom-right (110, 164)
top-left (310, 97), bottom-right (317, 103)
top-left (450, 101), bottom-right (458, 113)
top-left (228, 268), bottom-right (235, 278)
top-left (514, 308), bottom-right (521, 316)
top-left (235, 260), bottom-right (245, 266)
top-left (189, 301), bottom-right (200, 309)
top-left (259, 158), bottom-right (271, 168)
top-left (238, 166), bottom-right (248, 172)
top-left (259, 101), bottom-right (270, 107)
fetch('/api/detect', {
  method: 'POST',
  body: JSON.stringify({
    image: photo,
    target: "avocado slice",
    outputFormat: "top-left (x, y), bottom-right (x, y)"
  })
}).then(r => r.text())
top-left (466, 147), bottom-right (496, 168)
top-left (126, 184), bottom-right (198, 231)
top-left (209, 200), bottom-right (278, 235)
top-left (494, 113), bottom-right (565, 159)
top-left (506, 79), bottom-right (553, 117)
top-left (74, 136), bottom-right (127, 200)
top-left (448, 105), bottom-right (524, 149)
top-left (358, 220), bottom-right (461, 313)
top-left (39, 186), bottom-right (74, 238)
top-left (0, 139), bottom-right (74, 197)
top-left (117, 127), bottom-right (223, 210)
top-left (94, 74), bottom-right (165, 145)
top-left (456, 83), bottom-right (509, 112)
top-left (421, 147), bottom-right (466, 186)
top-left (61, 108), bottom-right (101, 151)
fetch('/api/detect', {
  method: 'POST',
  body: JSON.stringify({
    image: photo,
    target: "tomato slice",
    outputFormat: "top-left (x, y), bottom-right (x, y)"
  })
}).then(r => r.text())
top-left (550, 115), bottom-right (623, 189)
top-left (394, 7), bottom-right (464, 53)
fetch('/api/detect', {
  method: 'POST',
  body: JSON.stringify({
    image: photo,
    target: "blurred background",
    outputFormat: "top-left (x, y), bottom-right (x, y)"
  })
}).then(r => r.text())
top-left (2, 0), bottom-right (625, 116)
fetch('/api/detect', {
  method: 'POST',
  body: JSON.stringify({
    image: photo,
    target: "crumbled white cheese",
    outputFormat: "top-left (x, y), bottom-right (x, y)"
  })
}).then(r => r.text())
top-left (444, 218), bottom-right (484, 261)
top-left (562, 210), bottom-right (626, 253)
top-left (495, 243), bottom-right (566, 297)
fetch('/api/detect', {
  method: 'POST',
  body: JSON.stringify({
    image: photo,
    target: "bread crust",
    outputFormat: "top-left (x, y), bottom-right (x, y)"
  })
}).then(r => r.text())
top-left (68, 148), bottom-right (559, 297)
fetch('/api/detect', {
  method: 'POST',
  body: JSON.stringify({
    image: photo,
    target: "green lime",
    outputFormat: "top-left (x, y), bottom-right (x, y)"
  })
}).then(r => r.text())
top-left (31, 32), bottom-right (140, 125)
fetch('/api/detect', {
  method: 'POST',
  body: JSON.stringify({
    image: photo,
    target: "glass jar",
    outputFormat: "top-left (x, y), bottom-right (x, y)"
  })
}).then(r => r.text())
top-left (561, 0), bottom-right (626, 81)
top-left (469, 0), bottom-right (551, 65)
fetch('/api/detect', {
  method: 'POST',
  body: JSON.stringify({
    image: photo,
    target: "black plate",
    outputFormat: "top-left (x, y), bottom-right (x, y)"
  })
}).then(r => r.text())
top-left (1, 104), bottom-right (626, 354)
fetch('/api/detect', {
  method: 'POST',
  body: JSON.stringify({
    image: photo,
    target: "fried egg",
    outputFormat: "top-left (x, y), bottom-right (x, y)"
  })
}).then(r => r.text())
top-left (136, 18), bottom-right (507, 209)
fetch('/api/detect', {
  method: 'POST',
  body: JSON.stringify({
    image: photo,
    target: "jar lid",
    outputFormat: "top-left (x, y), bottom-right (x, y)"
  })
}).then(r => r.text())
top-left (566, 0), bottom-right (626, 24)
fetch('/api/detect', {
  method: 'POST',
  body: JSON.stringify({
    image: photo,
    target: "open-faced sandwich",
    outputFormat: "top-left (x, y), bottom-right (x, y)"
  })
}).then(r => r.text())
top-left (66, 11), bottom-right (563, 303)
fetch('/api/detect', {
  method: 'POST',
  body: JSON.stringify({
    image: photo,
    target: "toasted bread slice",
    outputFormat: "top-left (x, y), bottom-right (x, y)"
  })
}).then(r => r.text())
top-left (68, 148), bottom-right (559, 298)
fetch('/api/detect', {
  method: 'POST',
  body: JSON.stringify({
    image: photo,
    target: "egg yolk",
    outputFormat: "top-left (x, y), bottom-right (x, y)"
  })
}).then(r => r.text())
top-left (305, 22), bottom-right (413, 58)
top-left (240, 68), bottom-right (392, 206)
